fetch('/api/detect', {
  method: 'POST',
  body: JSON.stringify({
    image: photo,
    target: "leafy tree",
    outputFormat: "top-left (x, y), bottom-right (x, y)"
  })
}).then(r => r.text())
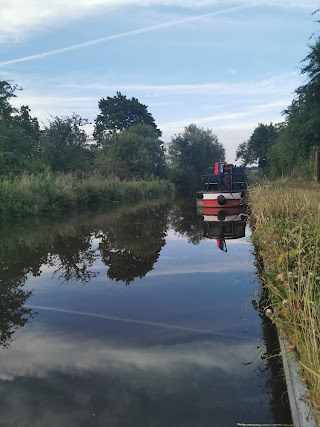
top-left (0, 79), bottom-right (19, 120)
top-left (235, 123), bottom-right (280, 170)
top-left (97, 124), bottom-right (167, 179)
top-left (169, 124), bottom-right (225, 189)
top-left (0, 80), bottom-right (45, 175)
top-left (41, 114), bottom-right (94, 174)
top-left (266, 35), bottom-right (320, 177)
top-left (94, 92), bottom-right (161, 142)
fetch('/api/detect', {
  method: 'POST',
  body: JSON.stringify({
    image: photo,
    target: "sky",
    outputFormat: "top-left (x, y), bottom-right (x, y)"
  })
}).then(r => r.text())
top-left (0, 0), bottom-right (319, 162)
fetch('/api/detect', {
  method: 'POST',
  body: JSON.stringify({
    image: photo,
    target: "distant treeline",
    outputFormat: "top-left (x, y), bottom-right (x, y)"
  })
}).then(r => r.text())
top-left (235, 33), bottom-right (320, 179)
top-left (0, 84), bottom-right (225, 190)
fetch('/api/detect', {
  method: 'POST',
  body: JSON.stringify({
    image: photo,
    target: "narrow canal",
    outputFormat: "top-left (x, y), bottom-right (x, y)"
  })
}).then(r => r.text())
top-left (0, 199), bottom-right (292, 427)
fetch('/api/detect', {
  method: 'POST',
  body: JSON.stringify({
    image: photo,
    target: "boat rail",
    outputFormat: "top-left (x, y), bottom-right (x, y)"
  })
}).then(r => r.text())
top-left (201, 172), bottom-right (248, 193)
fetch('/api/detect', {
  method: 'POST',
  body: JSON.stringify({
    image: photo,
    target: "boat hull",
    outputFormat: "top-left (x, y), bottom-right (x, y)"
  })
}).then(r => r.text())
top-left (196, 191), bottom-right (246, 208)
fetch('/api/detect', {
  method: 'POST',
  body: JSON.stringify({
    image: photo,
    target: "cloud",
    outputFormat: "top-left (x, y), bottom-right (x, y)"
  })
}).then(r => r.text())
top-left (61, 73), bottom-right (299, 96)
top-left (0, 4), bottom-right (252, 66)
top-left (0, 324), bottom-right (256, 381)
top-left (159, 99), bottom-right (291, 131)
top-left (1, 0), bottom-right (318, 45)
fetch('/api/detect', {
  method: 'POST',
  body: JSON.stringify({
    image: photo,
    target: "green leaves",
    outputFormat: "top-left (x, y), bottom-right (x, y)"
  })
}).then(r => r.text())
top-left (94, 92), bottom-right (161, 141)
top-left (169, 124), bottom-right (225, 189)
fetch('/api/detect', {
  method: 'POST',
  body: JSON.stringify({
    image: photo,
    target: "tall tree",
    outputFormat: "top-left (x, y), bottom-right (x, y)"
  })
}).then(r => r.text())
top-left (94, 92), bottom-right (161, 142)
top-left (0, 79), bottom-right (19, 120)
top-left (0, 80), bottom-right (45, 175)
top-left (266, 35), bottom-right (320, 177)
top-left (96, 124), bottom-right (167, 179)
top-left (169, 124), bottom-right (225, 189)
top-left (41, 114), bottom-right (93, 174)
top-left (235, 123), bottom-right (280, 170)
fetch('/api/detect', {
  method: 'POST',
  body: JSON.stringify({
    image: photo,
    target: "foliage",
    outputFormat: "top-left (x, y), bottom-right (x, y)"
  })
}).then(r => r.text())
top-left (241, 35), bottom-right (320, 178)
top-left (267, 34), bottom-right (320, 177)
top-left (94, 92), bottom-right (161, 142)
top-left (250, 182), bottom-right (320, 416)
top-left (0, 80), bottom-right (46, 175)
top-left (169, 124), bottom-right (225, 189)
top-left (97, 124), bottom-right (167, 179)
top-left (235, 123), bottom-right (280, 170)
top-left (0, 79), bottom-right (19, 120)
top-left (41, 114), bottom-right (94, 174)
top-left (0, 173), bottom-right (174, 220)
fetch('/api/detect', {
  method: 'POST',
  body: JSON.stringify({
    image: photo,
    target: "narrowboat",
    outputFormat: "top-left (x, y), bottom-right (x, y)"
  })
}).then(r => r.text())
top-left (196, 162), bottom-right (248, 208)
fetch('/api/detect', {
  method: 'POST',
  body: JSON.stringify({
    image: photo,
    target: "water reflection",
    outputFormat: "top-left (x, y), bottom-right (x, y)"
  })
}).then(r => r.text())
top-left (197, 205), bottom-right (248, 252)
top-left (99, 206), bottom-right (168, 284)
top-left (0, 198), bottom-right (292, 426)
top-left (0, 201), bottom-right (169, 346)
top-left (170, 195), bottom-right (204, 244)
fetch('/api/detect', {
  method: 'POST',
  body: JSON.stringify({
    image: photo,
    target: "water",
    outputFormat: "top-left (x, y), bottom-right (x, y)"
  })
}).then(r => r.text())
top-left (0, 199), bottom-right (292, 427)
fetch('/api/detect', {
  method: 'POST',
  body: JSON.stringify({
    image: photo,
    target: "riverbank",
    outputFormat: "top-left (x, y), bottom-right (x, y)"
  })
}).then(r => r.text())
top-left (0, 173), bottom-right (174, 221)
top-left (249, 182), bottom-right (320, 422)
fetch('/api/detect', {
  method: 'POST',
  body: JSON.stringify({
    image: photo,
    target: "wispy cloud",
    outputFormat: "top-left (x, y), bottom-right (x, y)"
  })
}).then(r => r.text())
top-left (160, 99), bottom-right (290, 131)
top-left (60, 72), bottom-right (300, 96)
top-left (0, 4), bottom-right (253, 67)
top-left (1, 0), bottom-right (318, 43)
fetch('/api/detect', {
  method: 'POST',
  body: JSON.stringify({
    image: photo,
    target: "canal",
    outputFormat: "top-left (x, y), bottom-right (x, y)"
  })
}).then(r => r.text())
top-left (0, 198), bottom-right (292, 426)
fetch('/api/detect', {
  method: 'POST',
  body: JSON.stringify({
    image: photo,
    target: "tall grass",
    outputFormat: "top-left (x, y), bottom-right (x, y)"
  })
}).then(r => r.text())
top-left (0, 173), bottom-right (174, 220)
top-left (249, 183), bottom-right (320, 420)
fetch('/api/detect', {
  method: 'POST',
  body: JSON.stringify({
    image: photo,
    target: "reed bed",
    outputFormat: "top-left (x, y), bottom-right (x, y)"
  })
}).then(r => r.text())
top-left (249, 183), bottom-right (320, 419)
top-left (0, 173), bottom-right (174, 220)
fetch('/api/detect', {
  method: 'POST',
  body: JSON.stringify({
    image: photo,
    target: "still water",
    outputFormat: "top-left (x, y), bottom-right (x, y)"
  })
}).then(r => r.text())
top-left (0, 199), bottom-right (292, 427)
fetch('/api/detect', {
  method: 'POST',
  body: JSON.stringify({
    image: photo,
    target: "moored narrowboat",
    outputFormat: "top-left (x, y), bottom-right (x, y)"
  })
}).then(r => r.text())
top-left (196, 162), bottom-right (248, 208)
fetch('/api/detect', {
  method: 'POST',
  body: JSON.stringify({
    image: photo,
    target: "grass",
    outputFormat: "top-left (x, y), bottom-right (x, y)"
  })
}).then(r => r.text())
top-left (249, 182), bottom-right (320, 420)
top-left (0, 173), bottom-right (174, 221)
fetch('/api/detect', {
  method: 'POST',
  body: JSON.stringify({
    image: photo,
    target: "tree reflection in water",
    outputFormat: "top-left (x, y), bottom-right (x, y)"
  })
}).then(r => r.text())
top-left (169, 192), bottom-right (204, 244)
top-left (99, 205), bottom-right (169, 284)
top-left (0, 243), bottom-right (41, 347)
top-left (0, 201), bottom-right (170, 345)
top-left (49, 234), bottom-right (98, 284)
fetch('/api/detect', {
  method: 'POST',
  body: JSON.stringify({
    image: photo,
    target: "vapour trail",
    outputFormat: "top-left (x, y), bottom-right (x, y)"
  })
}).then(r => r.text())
top-left (0, 4), bottom-right (252, 67)
top-left (26, 304), bottom-right (243, 339)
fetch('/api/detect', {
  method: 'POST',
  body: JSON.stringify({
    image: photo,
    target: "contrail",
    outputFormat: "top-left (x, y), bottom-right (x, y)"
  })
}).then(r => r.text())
top-left (0, 4), bottom-right (252, 67)
top-left (26, 304), bottom-right (244, 339)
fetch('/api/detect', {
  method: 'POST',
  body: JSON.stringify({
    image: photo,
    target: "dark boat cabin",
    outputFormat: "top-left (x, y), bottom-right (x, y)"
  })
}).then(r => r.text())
top-left (201, 164), bottom-right (248, 193)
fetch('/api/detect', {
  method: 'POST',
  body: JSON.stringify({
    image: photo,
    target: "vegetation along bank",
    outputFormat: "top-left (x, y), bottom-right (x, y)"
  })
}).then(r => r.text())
top-left (249, 182), bottom-right (320, 421)
top-left (0, 174), bottom-right (173, 221)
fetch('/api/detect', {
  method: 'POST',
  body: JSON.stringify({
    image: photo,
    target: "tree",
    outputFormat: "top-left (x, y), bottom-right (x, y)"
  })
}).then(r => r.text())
top-left (235, 123), bottom-right (280, 170)
top-left (93, 92), bottom-right (161, 142)
top-left (41, 114), bottom-right (93, 174)
top-left (169, 124), bottom-right (225, 189)
top-left (0, 80), bottom-right (45, 175)
top-left (0, 79), bottom-right (19, 120)
top-left (265, 35), bottom-right (320, 178)
top-left (97, 124), bottom-right (167, 179)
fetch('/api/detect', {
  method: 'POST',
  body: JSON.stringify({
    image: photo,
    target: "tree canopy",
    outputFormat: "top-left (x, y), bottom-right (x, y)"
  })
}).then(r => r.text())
top-left (235, 123), bottom-right (280, 170)
top-left (235, 33), bottom-right (320, 178)
top-left (96, 123), bottom-right (167, 179)
top-left (94, 92), bottom-right (161, 142)
top-left (169, 124), bottom-right (225, 189)
top-left (267, 36), bottom-right (320, 177)
top-left (41, 114), bottom-right (93, 174)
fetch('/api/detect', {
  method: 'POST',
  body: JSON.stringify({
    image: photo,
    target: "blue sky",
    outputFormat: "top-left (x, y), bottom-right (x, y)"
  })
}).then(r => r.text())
top-left (0, 0), bottom-right (318, 161)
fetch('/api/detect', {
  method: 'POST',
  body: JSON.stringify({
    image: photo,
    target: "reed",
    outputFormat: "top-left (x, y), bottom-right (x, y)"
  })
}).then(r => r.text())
top-left (0, 173), bottom-right (174, 220)
top-left (249, 183), bottom-right (320, 419)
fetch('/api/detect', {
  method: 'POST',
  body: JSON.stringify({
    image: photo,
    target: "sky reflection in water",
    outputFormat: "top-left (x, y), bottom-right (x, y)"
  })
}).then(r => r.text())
top-left (0, 201), bottom-right (291, 427)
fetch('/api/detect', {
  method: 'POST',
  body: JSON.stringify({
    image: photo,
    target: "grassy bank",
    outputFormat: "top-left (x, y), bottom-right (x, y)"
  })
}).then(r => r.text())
top-left (0, 173), bottom-right (174, 220)
top-left (249, 182), bottom-right (320, 419)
